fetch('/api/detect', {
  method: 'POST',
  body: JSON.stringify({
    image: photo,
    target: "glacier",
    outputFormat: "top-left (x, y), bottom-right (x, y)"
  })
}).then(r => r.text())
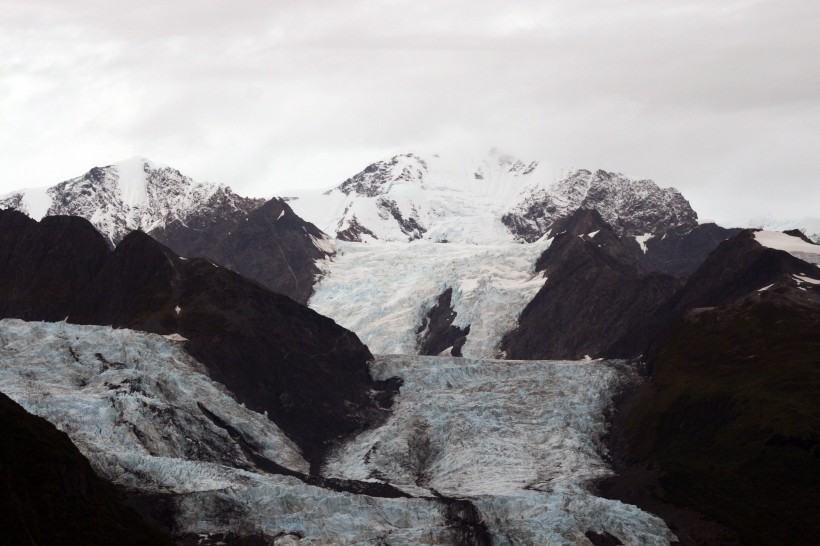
top-left (309, 239), bottom-right (551, 358)
top-left (0, 319), bottom-right (675, 544)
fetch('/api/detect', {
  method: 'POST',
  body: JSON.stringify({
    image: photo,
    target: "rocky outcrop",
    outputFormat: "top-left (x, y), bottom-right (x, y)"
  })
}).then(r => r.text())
top-left (503, 169), bottom-right (699, 243)
top-left (336, 215), bottom-right (379, 242)
top-left (0, 391), bottom-right (172, 545)
top-left (153, 198), bottom-right (332, 305)
top-left (501, 209), bottom-right (680, 360)
top-left (643, 223), bottom-right (743, 277)
top-left (0, 210), bottom-right (394, 469)
top-left (337, 153), bottom-right (428, 197)
top-left (416, 288), bottom-right (470, 357)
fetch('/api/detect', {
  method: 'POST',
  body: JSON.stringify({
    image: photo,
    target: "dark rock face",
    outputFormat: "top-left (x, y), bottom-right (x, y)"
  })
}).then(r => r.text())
top-left (585, 530), bottom-right (624, 546)
top-left (502, 209), bottom-right (680, 360)
top-left (416, 288), bottom-right (470, 357)
top-left (643, 223), bottom-right (744, 277)
top-left (376, 196), bottom-right (426, 240)
top-left (0, 210), bottom-right (393, 470)
top-left (0, 391), bottom-right (173, 545)
top-left (336, 215), bottom-right (379, 242)
top-left (666, 230), bottom-right (818, 313)
top-left (610, 231), bottom-right (820, 545)
top-left (152, 197), bottom-right (329, 305)
top-left (336, 153), bottom-right (428, 197)
top-left (149, 188), bottom-right (264, 262)
top-left (0, 211), bottom-right (110, 321)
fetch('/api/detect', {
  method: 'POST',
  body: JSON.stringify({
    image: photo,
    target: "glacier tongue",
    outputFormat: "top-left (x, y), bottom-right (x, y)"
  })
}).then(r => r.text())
top-left (309, 239), bottom-right (551, 358)
top-left (324, 355), bottom-right (676, 544)
top-left (0, 319), bottom-right (675, 544)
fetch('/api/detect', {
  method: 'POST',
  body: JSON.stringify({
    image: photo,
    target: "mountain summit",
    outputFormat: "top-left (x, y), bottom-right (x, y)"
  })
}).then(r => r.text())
top-left (0, 157), bottom-right (262, 245)
top-left (287, 150), bottom-right (699, 244)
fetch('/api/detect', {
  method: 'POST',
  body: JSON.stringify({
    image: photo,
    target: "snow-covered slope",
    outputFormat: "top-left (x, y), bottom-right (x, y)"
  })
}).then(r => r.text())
top-left (287, 150), bottom-right (698, 244)
top-left (748, 217), bottom-right (820, 244)
top-left (0, 157), bottom-right (261, 244)
top-left (309, 239), bottom-right (551, 358)
top-left (0, 319), bottom-right (675, 544)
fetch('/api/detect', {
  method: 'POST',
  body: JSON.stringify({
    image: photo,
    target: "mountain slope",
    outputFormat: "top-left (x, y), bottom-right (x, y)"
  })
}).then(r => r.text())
top-left (607, 230), bottom-right (820, 546)
top-left (642, 223), bottom-right (744, 277)
top-left (208, 198), bottom-right (333, 305)
top-left (501, 209), bottom-right (681, 360)
top-left (503, 168), bottom-right (698, 243)
top-left (0, 210), bottom-right (391, 468)
top-left (1, 158), bottom-right (334, 303)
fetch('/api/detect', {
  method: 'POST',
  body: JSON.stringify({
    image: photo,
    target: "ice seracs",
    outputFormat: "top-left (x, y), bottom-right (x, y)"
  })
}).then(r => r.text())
top-left (323, 354), bottom-right (676, 544)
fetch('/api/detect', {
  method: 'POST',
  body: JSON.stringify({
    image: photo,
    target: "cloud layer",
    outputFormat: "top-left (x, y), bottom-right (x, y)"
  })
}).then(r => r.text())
top-left (1, 0), bottom-right (818, 224)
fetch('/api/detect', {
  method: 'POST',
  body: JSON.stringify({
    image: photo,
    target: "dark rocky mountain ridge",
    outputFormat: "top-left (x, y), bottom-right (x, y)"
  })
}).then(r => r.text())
top-left (0, 159), bottom-right (331, 305)
top-left (601, 229), bottom-right (820, 545)
top-left (643, 223), bottom-right (745, 277)
top-left (501, 209), bottom-right (682, 360)
top-left (0, 209), bottom-right (393, 470)
top-left (151, 197), bottom-right (331, 305)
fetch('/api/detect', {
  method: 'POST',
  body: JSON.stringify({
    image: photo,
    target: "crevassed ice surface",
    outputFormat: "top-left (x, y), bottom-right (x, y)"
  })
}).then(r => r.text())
top-left (0, 319), bottom-right (460, 544)
top-left (0, 319), bottom-right (307, 475)
top-left (309, 239), bottom-right (550, 357)
top-left (325, 355), bottom-right (675, 545)
top-left (0, 319), bottom-right (675, 544)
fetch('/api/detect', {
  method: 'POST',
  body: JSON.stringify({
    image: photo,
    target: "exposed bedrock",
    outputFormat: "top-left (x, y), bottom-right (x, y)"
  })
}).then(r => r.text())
top-left (416, 287), bottom-right (471, 357)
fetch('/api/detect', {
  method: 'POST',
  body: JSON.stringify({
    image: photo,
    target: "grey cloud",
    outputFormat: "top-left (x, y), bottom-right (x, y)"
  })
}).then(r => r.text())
top-left (1, 0), bottom-right (818, 225)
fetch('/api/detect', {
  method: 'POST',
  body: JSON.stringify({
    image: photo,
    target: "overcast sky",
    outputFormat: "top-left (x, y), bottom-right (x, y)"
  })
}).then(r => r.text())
top-left (1, 0), bottom-right (818, 224)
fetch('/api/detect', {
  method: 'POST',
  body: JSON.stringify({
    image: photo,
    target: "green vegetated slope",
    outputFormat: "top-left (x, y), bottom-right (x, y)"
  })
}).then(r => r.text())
top-left (0, 392), bottom-right (173, 545)
top-left (626, 294), bottom-right (820, 545)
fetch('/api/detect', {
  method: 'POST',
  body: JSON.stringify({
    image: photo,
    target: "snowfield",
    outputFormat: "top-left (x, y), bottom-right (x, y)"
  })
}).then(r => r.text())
top-left (309, 239), bottom-right (551, 358)
top-left (754, 230), bottom-right (820, 265)
top-left (0, 319), bottom-right (675, 544)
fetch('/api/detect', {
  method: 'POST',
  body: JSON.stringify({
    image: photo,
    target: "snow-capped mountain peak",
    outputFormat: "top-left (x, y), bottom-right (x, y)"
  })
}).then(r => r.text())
top-left (336, 153), bottom-right (430, 197)
top-left (109, 156), bottom-right (166, 207)
top-left (0, 157), bottom-right (258, 245)
top-left (287, 150), bottom-right (697, 245)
